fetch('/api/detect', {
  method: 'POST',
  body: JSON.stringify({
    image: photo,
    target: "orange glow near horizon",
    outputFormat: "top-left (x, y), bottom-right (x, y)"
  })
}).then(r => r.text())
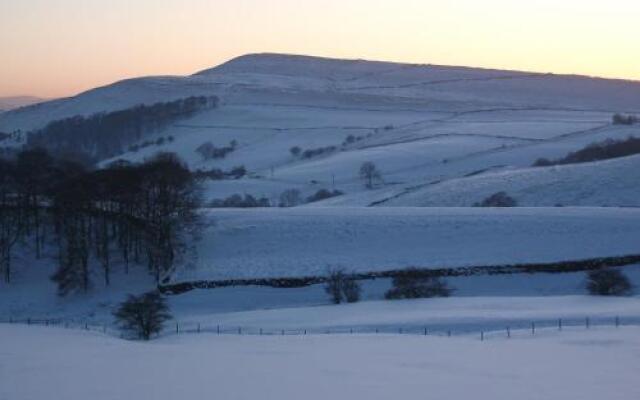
top-left (1, 0), bottom-right (639, 98)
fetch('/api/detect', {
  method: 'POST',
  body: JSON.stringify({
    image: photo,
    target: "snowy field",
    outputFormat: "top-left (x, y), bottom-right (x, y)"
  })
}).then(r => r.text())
top-left (182, 207), bottom-right (640, 281)
top-left (2, 324), bottom-right (640, 400)
top-left (380, 154), bottom-right (640, 207)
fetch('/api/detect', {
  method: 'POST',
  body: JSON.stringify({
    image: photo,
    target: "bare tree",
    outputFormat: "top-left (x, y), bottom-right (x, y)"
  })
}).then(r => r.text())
top-left (113, 291), bottom-right (172, 340)
top-left (359, 161), bottom-right (381, 189)
top-left (279, 189), bottom-right (302, 207)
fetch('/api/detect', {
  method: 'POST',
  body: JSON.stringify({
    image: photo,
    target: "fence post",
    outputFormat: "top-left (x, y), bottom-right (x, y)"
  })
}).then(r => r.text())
top-left (558, 318), bottom-right (562, 331)
top-left (424, 327), bottom-right (428, 336)
top-left (197, 323), bottom-right (200, 333)
top-left (615, 316), bottom-right (620, 328)
top-left (586, 317), bottom-right (590, 329)
top-left (350, 328), bottom-right (353, 334)
top-left (176, 323), bottom-right (179, 334)
top-left (399, 327), bottom-right (403, 334)
top-left (507, 327), bottom-right (511, 338)
top-left (447, 330), bottom-right (451, 337)
top-left (238, 327), bottom-right (242, 335)
top-left (27, 318), bottom-right (31, 325)
top-left (259, 328), bottom-right (263, 336)
top-left (217, 325), bottom-right (220, 335)
top-left (304, 329), bottom-right (307, 335)
top-left (531, 322), bottom-right (535, 335)
top-left (375, 328), bottom-right (379, 334)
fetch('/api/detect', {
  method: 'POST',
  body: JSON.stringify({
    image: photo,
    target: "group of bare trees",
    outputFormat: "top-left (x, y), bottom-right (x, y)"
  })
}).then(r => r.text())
top-left (0, 149), bottom-right (202, 295)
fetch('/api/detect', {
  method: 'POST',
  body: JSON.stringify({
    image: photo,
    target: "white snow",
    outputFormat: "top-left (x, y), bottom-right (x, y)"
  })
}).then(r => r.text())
top-left (2, 323), bottom-right (640, 400)
top-left (180, 207), bottom-right (640, 281)
top-left (2, 54), bottom-right (637, 208)
top-left (380, 154), bottom-right (640, 207)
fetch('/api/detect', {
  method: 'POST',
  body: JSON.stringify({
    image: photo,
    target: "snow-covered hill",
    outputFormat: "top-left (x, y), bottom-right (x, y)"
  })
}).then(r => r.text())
top-left (372, 154), bottom-right (640, 207)
top-left (1, 53), bottom-right (638, 208)
top-left (0, 96), bottom-right (45, 112)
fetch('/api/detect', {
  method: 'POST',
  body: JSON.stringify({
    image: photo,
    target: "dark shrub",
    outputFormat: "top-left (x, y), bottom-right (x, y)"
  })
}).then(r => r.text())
top-left (533, 158), bottom-right (553, 167)
top-left (385, 269), bottom-right (452, 300)
top-left (325, 269), bottom-right (362, 304)
top-left (290, 146), bottom-right (302, 157)
top-left (196, 140), bottom-right (237, 160)
top-left (210, 194), bottom-right (270, 208)
top-left (342, 278), bottom-right (362, 303)
top-left (113, 291), bottom-right (172, 340)
top-left (301, 146), bottom-right (337, 159)
top-left (586, 269), bottom-right (632, 296)
top-left (306, 189), bottom-right (344, 203)
top-left (612, 114), bottom-right (637, 125)
top-left (474, 192), bottom-right (517, 207)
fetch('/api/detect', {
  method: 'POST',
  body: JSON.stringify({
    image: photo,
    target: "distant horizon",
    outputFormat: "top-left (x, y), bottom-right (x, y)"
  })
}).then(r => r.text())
top-left (2, 0), bottom-right (639, 98)
top-left (3, 51), bottom-right (640, 100)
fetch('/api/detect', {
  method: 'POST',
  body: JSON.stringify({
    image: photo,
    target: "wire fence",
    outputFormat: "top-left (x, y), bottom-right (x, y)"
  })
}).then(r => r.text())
top-left (2, 315), bottom-right (640, 341)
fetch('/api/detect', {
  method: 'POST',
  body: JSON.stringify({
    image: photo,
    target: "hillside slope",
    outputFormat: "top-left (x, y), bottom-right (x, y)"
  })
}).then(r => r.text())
top-left (377, 154), bottom-right (640, 207)
top-left (173, 207), bottom-right (640, 282)
top-left (2, 54), bottom-right (638, 207)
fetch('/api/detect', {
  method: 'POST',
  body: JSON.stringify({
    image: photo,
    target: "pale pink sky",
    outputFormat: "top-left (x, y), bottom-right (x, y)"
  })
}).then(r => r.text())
top-left (1, 0), bottom-right (639, 98)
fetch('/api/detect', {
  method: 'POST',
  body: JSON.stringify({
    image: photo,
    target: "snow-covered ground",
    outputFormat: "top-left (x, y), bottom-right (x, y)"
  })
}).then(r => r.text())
top-left (2, 323), bottom-right (640, 400)
top-left (379, 154), bottom-right (640, 207)
top-left (181, 207), bottom-right (640, 281)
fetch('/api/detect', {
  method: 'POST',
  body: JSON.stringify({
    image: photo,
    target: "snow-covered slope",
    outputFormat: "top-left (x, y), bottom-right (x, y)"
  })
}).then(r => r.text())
top-left (2, 53), bottom-right (638, 208)
top-left (173, 207), bottom-right (640, 281)
top-left (377, 154), bottom-right (640, 207)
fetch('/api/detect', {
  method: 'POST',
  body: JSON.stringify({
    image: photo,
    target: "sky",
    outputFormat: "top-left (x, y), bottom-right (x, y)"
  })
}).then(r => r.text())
top-left (1, 0), bottom-right (639, 98)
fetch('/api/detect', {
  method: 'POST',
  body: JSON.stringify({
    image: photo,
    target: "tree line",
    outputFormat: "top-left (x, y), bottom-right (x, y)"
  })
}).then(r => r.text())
top-left (0, 148), bottom-right (202, 295)
top-left (27, 96), bottom-right (218, 164)
top-left (534, 136), bottom-right (640, 167)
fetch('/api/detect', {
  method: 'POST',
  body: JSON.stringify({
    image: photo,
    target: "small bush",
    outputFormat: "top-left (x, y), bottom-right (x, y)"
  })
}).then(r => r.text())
top-left (196, 140), bottom-right (236, 160)
top-left (586, 269), bottom-right (632, 296)
top-left (385, 269), bottom-right (452, 300)
top-left (325, 269), bottom-right (362, 304)
top-left (306, 189), bottom-right (344, 203)
top-left (301, 146), bottom-right (337, 159)
top-left (113, 291), bottom-right (172, 340)
top-left (209, 194), bottom-right (270, 208)
top-left (290, 146), bottom-right (302, 157)
top-left (474, 192), bottom-right (517, 207)
top-left (533, 158), bottom-right (553, 167)
top-left (342, 278), bottom-right (362, 303)
top-left (612, 114), bottom-right (637, 125)
top-left (192, 165), bottom-right (246, 181)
